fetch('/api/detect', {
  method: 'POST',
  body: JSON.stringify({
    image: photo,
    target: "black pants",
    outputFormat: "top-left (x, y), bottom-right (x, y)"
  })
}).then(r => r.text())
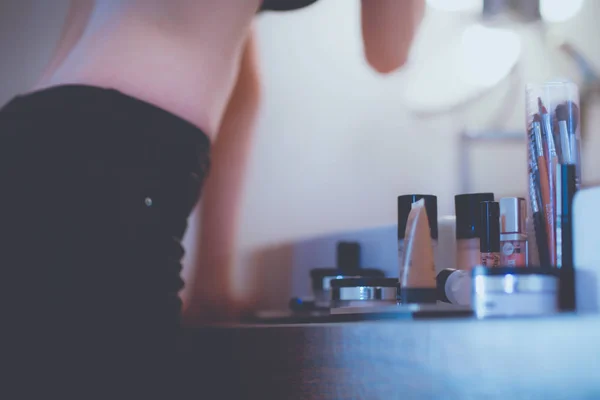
top-left (0, 85), bottom-right (210, 397)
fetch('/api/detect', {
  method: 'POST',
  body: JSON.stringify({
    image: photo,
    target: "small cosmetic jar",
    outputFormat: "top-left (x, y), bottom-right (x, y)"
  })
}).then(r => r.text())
top-left (313, 274), bottom-right (358, 307)
top-left (330, 277), bottom-right (399, 309)
top-left (472, 266), bottom-right (559, 318)
top-left (310, 269), bottom-right (384, 307)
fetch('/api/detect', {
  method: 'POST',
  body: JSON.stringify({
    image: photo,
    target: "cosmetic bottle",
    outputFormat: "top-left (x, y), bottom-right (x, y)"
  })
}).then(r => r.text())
top-left (455, 193), bottom-right (495, 269)
top-left (399, 199), bottom-right (438, 304)
top-left (500, 197), bottom-right (528, 267)
top-left (398, 194), bottom-right (438, 281)
top-left (480, 201), bottom-right (501, 267)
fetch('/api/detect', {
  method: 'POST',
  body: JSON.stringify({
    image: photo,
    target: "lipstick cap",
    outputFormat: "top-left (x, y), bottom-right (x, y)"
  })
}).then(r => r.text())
top-left (455, 193), bottom-right (495, 239)
top-left (500, 197), bottom-right (526, 234)
top-left (480, 201), bottom-right (500, 253)
top-left (398, 195), bottom-right (438, 240)
top-left (336, 241), bottom-right (361, 272)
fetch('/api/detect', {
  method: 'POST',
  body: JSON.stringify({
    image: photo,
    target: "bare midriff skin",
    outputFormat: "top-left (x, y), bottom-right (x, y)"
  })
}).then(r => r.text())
top-left (34, 0), bottom-right (425, 324)
top-left (37, 0), bottom-right (262, 138)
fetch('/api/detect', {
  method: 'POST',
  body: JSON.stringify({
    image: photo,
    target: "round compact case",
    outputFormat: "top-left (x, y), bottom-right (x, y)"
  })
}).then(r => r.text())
top-left (472, 266), bottom-right (559, 318)
top-left (330, 277), bottom-right (399, 309)
top-left (311, 269), bottom-right (384, 307)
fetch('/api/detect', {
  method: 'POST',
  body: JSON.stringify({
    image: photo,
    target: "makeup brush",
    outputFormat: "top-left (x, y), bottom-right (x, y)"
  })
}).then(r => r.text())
top-left (532, 115), bottom-right (554, 265)
top-left (538, 99), bottom-right (558, 265)
top-left (538, 98), bottom-right (553, 138)
top-left (528, 122), bottom-right (550, 265)
top-left (538, 99), bottom-right (558, 170)
top-left (528, 128), bottom-right (549, 266)
top-left (538, 100), bottom-right (558, 182)
top-left (529, 159), bottom-right (550, 266)
top-left (528, 125), bottom-right (543, 217)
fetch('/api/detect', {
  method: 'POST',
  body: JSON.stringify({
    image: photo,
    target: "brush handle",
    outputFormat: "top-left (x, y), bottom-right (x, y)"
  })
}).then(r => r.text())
top-left (548, 155), bottom-right (558, 265)
top-left (534, 211), bottom-right (550, 266)
top-left (560, 164), bottom-right (577, 268)
top-left (537, 156), bottom-right (554, 265)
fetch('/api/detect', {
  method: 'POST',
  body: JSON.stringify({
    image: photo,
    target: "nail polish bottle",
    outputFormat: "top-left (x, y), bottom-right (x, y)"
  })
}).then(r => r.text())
top-left (500, 197), bottom-right (528, 267)
top-left (455, 193), bottom-right (495, 269)
top-left (480, 201), bottom-right (501, 267)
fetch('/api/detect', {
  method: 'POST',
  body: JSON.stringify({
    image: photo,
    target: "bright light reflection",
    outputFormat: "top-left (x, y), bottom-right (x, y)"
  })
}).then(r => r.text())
top-left (426, 0), bottom-right (482, 13)
top-left (504, 274), bottom-right (515, 294)
top-left (475, 275), bottom-right (485, 294)
top-left (459, 24), bottom-right (521, 88)
top-left (541, 0), bottom-right (584, 23)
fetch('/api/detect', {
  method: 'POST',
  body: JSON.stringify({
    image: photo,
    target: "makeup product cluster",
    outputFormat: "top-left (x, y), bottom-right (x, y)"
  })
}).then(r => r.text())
top-left (263, 80), bottom-right (582, 323)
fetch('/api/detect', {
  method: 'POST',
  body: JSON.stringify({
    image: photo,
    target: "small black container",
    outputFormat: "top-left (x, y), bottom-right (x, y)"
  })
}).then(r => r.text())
top-left (455, 193), bottom-right (495, 240)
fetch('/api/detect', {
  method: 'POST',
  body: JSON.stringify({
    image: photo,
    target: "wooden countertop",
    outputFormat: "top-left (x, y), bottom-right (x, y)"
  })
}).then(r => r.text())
top-left (179, 313), bottom-right (600, 399)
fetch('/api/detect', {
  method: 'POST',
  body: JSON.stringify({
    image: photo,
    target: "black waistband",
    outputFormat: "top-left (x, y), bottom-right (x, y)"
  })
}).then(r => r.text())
top-left (3, 84), bottom-right (211, 174)
top-left (260, 0), bottom-right (320, 12)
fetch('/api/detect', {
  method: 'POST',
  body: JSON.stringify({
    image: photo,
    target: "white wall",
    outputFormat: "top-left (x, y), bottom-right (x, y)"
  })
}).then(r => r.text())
top-left (1, 0), bottom-right (599, 310)
top-left (0, 0), bottom-right (69, 104)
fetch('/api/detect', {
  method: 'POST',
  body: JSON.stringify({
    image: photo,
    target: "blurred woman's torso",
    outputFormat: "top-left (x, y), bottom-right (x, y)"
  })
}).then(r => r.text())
top-left (42, 0), bottom-right (266, 138)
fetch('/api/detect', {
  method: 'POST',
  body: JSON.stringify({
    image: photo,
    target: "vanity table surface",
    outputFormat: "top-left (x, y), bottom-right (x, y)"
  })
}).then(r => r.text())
top-left (180, 314), bottom-right (600, 399)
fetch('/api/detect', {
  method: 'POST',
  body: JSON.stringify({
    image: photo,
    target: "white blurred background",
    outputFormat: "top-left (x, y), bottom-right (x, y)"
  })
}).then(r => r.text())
top-left (1, 0), bottom-right (599, 309)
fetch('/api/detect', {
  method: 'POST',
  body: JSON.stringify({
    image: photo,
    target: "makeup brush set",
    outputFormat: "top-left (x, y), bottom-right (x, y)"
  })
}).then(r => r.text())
top-left (527, 82), bottom-right (580, 270)
top-left (526, 81), bottom-right (580, 311)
